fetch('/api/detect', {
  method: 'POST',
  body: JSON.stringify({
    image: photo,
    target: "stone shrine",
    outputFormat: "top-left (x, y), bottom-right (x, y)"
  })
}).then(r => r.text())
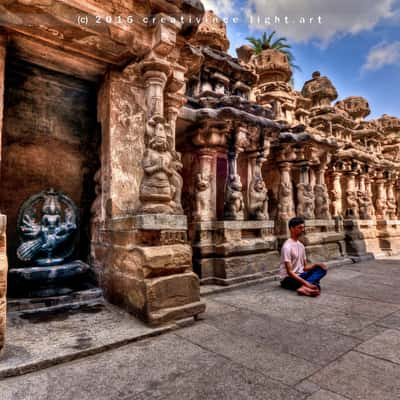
top-left (0, 2), bottom-right (399, 355)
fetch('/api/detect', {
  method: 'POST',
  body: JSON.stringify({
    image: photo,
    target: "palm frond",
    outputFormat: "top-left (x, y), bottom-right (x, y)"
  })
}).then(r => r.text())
top-left (246, 31), bottom-right (301, 77)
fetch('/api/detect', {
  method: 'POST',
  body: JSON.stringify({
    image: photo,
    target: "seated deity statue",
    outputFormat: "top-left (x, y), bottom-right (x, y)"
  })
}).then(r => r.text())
top-left (17, 190), bottom-right (77, 266)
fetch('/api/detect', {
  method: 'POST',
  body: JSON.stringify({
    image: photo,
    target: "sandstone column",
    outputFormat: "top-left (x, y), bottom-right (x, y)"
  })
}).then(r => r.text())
top-left (92, 18), bottom-right (205, 325)
top-left (0, 33), bottom-right (7, 356)
top-left (386, 179), bottom-right (397, 220)
top-left (375, 173), bottom-right (387, 220)
top-left (365, 175), bottom-right (375, 218)
top-left (296, 163), bottom-right (315, 219)
top-left (314, 163), bottom-right (331, 219)
top-left (276, 161), bottom-right (295, 237)
top-left (193, 149), bottom-right (216, 221)
top-left (344, 172), bottom-right (358, 219)
top-left (224, 126), bottom-right (246, 220)
top-left (331, 171), bottom-right (343, 218)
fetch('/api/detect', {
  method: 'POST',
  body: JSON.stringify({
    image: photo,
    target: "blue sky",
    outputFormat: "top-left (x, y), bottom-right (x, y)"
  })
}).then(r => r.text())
top-left (202, 0), bottom-right (400, 119)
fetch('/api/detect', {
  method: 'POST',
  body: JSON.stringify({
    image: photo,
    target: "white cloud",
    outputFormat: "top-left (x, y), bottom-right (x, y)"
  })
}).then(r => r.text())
top-left (202, 0), bottom-right (236, 17)
top-left (362, 41), bottom-right (400, 72)
top-left (243, 0), bottom-right (396, 45)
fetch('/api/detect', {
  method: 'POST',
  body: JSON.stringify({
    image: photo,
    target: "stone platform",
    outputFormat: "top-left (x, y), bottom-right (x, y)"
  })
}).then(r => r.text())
top-left (191, 220), bottom-right (279, 285)
top-left (1, 256), bottom-right (400, 399)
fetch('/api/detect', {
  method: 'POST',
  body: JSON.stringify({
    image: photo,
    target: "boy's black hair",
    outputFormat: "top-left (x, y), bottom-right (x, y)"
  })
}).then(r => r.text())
top-left (288, 217), bottom-right (305, 229)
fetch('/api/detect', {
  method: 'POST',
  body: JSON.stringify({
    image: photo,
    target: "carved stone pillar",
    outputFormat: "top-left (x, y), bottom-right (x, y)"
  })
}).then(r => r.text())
top-left (375, 174), bottom-right (387, 220)
top-left (142, 61), bottom-right (169, 117)
top-left (344, 172), bottom-right (359, 219)
top-left (296, 164), bottom-right (314, 219)
top-left (224, 126), bottom-right (246, 220)
top-left (248, 144), bottom-right (269, 221)
top-left (396, 178), bottom-right (400, 219)
top-left (331, 171), bottom-right (343, 218)
top-left (386, 179), bottom-right (397, 220)
top-left (365, 175), bottom-right (375, 218)
top-left (314, 164), bottom-right (331, 219)
top-left (92, 30), bottom-right (205, 324)
top-left (0, 34), bottom-right (7, 356)
top-left (96, 67), bottom-right (146, 220)
top-left (194, 149), bottom-right (216, 221)
top-left (278, 162), bottom-right (295, 221)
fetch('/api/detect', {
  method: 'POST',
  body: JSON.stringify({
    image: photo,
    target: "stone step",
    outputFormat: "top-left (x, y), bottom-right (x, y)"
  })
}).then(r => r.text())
top-left (7, 287), bottom-right (103, 314)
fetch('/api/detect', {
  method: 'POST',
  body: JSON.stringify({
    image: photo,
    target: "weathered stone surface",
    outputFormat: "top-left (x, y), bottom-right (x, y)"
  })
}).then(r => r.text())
top-left (146, 272), bottom-right (201, 312)
top-left (194, 251), bottom-right (280, 284)
top-left (0, 214), bottom-right (7, 356)
top-left (101, 243), bottom-right (204, 324)
top-left (176, 322), bottom-right (320, 385)
top-left (205, 309), bottom-right (361, 365)
top-left (0, 333), bottom-right (306, 400)
top-left (356, 329), bottom-right (400, 364)
top-left (309, 351), bottom-right (400, 400)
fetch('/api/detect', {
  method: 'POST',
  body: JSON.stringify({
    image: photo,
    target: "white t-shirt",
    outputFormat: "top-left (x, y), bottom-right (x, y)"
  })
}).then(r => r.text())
top-left (279, 238), bottom-right (306, 280)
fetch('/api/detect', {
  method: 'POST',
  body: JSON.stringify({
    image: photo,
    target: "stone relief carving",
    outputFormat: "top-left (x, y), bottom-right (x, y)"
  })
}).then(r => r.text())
top-left (224, 174), bottom-right (244, 220)
top-left (345, 190), bottom-right (359, 219)
top-left (193, 173), bottom-right (213, 221)
top-left (139, 116), bottom-right (183, 214)
top-left (357, 190), bottom-right (372, 220)
top-left (296, 183), bottom-right (315, 219)
top-left (387, 195), bottom-right (397, 219)
top-left (330, 189), bottom-right (342, 218)
top-left (278, 181), bottom-right (294, 219)
top-left (314, 184), bottom-right (330, 219)
top-left (375, 184), bottom-right (387, 219)
top-left (248, 176), bottom-right (269, 220)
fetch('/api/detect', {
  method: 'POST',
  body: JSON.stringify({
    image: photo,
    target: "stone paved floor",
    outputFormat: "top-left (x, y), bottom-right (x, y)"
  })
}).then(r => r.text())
top-left (1, 256), bottom-right (400, 399)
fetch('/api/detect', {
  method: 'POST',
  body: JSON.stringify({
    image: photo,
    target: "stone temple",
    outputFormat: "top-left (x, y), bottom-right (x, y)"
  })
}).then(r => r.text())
top-left (0, 1), bottom-right (400, 354)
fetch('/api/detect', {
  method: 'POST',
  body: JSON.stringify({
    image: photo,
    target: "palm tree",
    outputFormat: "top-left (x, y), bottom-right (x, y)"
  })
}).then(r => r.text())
top-left (246, 31), bottom-right (301, 74)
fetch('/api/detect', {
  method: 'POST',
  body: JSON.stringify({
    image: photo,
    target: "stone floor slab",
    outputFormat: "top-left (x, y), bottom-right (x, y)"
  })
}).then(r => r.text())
top-left (0, 333), bottom-right (306, 400)
top-left (310, 292), bottom-right (400, 319)
top-left (176, 322), bottom-right (320, 385)
top-left (309, 351), bottom-right (400, 400)
top-left (0, 334), bottom-right (222, 400)
top-left (356, 329), bottom-right (400, 364)
top-left (205, 309), bottom-right (361, 365)
top-left (305, 389), bottom-right (350, 400)
top-left (129, 359), bottom-right (307, 400)
top-left (305, 309), bottom-right (376, 336)
top-left (0, 303), bottom-right (176, 378)
top-left (376, 311), bottom-right (400, 329)
top-left (328, 280), bottom-right (400, 304)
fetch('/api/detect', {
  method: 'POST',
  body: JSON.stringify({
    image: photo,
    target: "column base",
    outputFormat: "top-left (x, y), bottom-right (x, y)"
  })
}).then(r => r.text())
top-left (191, 220), bottom-right (279, 285)
top-left (94, 215), bottom-right (205, 326)
top-left (301, 219), bottom-right (348, 262)
top-left (344, 219), bottom-right (383, 257)
top-left (376, 220), bottom-right (400, 255)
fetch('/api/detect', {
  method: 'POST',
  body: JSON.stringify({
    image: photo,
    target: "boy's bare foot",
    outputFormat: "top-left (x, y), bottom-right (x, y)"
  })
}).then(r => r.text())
top-left (297, 286), bottom-right (312, 296)
top-left (297, 286), bottom-right (320, 296)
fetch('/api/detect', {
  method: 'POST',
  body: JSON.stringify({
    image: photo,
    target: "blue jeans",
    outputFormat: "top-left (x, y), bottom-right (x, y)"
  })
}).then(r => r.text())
top-left (281, 266), bottom-right (327, 291)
